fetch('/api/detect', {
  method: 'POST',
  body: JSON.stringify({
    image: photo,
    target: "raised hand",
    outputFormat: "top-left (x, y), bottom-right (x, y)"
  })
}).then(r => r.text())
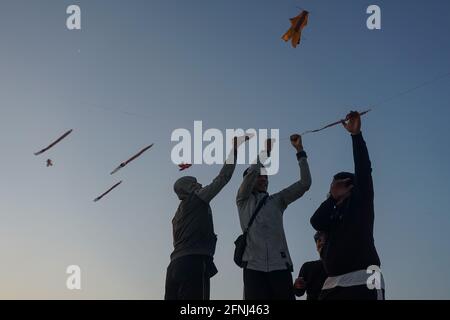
top-left (342, 111), bottom-right (361, 135)
top-left (290, 134), bottom-right (304, 152)
top-left (264, 138), bottom-right (276, 157)
top-left (233, 133), bottom-right (254, 149)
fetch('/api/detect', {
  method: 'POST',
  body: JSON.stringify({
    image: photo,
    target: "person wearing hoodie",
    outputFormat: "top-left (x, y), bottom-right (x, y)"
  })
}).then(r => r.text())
top-left (310, 111), bottom-right (384, 300)
top-left (164, 136), bottom-right (249, 300)
top-left (294, 231), bottom-right (328, 300)
top-left (236, 134), bottom-right (312, 300)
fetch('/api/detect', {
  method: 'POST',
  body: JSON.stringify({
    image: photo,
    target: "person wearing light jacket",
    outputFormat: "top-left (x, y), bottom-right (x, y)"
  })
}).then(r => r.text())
top-left (236, 134), bottom-right (312, 300)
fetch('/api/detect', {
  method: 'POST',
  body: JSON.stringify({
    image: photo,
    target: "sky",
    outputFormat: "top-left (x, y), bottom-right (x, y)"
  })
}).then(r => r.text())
top-left (0, 0), bottom-right (449, 299)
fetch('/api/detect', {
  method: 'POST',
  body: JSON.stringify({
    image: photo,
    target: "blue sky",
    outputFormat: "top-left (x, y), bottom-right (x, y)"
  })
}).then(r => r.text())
top-left (0, 0), bottom-right (449, 299)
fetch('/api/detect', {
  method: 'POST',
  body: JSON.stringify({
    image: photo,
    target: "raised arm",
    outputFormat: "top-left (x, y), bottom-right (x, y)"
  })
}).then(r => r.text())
top-left (236, 138), bottom-right (272, 205)
top-left (343, 111), bottom-right (374, 200)
top-left (196, 136), bottom-right (248, 203)
top-left (274, 134), bottom-right (312, 209)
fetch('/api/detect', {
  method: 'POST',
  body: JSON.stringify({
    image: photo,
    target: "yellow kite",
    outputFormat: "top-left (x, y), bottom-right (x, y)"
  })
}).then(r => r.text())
top-left (282, 10), bottom-right (309, 48)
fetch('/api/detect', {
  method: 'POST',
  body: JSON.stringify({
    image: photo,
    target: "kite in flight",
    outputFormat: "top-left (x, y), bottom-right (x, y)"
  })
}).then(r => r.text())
top-left (46, 159), bottom-right (53, 167)
top-left (34, 129), bottom-right (73, 156)
top-left (301, 109), bottom-right (372, 136)
top-left (110, 144), bottom-right (154, 175)
top-left (178, 163), bottom-right (192, 171)
top-left (282, 10), bottom-right (309, 48)
top-left (94, 181), bottom-right (123, 202)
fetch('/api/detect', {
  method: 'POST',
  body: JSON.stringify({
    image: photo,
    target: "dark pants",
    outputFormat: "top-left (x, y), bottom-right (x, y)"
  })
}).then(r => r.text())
top-left (319, 285), bottom-right (385, 300)
top-left (164, 255), bottom-right (214, 300)
top-left (243, 268), bottom-right (295, 300)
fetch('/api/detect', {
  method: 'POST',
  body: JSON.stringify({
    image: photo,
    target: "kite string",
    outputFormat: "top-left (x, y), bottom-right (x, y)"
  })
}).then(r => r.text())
top-left (372, 71), bottom-right (450, 107)
top-left (73, 70), bottom-right (450, 140)
top-left (79, 100), bottom-right (154, 120)
top-left (53, 69), bottom-right (450, 146)
top-left (287, 71), bottom-right (450, 138)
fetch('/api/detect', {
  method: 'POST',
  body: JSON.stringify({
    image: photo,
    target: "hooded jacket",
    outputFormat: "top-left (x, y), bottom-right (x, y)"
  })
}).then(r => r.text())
top-left (236, 151), bottom-right (311, 272)
top-left (170, 152), bottom-right (237, 263)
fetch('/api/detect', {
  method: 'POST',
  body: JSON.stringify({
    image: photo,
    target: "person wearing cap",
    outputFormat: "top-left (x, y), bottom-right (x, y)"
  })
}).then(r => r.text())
top-left (164, 136), bottom-right (248, 300)
top-left (310, 111), bottom-right (384, 300)
top-left (236, 134), bottom-right (312, 300)
top-left (294, 231), bottom-right (328, 300)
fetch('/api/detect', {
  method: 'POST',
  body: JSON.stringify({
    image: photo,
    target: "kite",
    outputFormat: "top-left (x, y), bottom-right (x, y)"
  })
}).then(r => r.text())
top-left (94, 181), bottom-right (123, 202)
top-left (46, 159), bottom-right (53, 167)
top-left (301, 109), bottom-right (371, 136)
top-left (34, 129), bottom-right (73, 156)
top-left (110, 144), bottom-right (154, 175)
top-left (178, 163), bottom-right (192, 171)
top-left (282, 10), bottom-right (309, 48)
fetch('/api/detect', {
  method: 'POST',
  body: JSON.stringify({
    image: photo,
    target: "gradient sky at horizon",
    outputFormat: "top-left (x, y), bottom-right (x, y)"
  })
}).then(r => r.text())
top-left (0, 0), bottom-right (449, 299)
